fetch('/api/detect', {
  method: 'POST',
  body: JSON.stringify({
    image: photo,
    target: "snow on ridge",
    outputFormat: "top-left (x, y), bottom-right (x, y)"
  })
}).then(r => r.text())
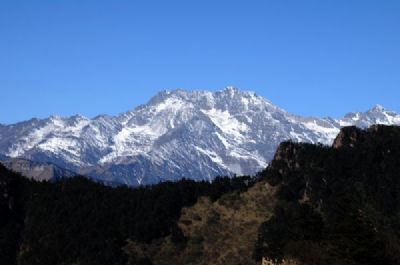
top-left (202, 108), bottom-right (250, 142)
top-left (2, 87), bottom-right (400, 185)
top-left (300, 120), bottom-right (340, 144)
top-left (194, 145), bottom-right (226, 168)
top-left (154, 96), bottom-right (189, 113)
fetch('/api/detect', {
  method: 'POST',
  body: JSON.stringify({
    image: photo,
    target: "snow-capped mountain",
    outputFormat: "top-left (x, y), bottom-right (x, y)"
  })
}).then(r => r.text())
top-left (1, 87), bottom-right (399, 186)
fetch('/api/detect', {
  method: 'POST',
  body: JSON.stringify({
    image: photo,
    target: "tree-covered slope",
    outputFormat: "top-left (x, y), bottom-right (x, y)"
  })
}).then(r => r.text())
top-left (2, 125), bottom-right (400, 265)
top-left (255, 125), bottom-right (400, 265)
top-left (0, 164), bottom-right (29, 265)
top-left (0, 164), bottom-right (254, 265)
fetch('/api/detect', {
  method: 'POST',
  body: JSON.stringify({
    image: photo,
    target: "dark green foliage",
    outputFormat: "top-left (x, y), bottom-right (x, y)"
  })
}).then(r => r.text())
top-left (0, 163), bottom-right (254, 265)
top-left (206, 209), bottom-right (221, 225)
top-left (0, 166), bottom-right (29, 265)
top-left (5, 124), bottom-right (400, 265)
top-left (255, 125), bottom-right (400, 265)
top-left (170, 223), bottom-right (187, 244)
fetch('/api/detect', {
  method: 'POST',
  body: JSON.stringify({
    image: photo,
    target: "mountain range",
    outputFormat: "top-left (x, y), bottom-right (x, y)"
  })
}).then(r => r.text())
top-left (2, 125), bottom-right (400, 265)
top-left (1, 87), bottom-right (399, 186)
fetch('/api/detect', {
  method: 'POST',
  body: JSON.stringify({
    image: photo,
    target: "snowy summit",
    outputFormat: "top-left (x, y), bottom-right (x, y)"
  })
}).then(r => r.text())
top-left (1, 87), bottom-right (399, 186)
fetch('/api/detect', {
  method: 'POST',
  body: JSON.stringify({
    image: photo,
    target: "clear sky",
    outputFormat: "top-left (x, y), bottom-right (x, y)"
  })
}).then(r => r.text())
top-left (1, 0), bottom-right (399, 124)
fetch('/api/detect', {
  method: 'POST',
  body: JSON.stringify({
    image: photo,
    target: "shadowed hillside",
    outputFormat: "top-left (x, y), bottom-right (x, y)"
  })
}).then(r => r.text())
top-left (255, 125), bottom-right (400, 265)
top-left (0, 164), bottom-right (254, 265)
top-left (1, 125), bottom-right (400, 265)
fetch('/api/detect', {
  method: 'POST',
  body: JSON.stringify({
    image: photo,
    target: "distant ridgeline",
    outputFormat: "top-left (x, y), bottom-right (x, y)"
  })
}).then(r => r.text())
top-left (1, 125), bottom-right (400, 265)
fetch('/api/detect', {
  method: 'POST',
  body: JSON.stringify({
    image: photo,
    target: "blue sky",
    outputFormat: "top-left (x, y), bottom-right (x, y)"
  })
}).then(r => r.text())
top-left (1, 0), bottom-right (399, 124)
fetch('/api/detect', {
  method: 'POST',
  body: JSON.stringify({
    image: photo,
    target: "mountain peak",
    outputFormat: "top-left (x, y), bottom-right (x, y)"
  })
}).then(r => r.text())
top-left (1, 88), bottom-right (400, 186)
top-left (49, 114), bottom-right (62, 120)
top-left (370, 104), bottom-right (385, 112)
top-left (220, 86), bottom-right (257, 97)
top-left (223, 86), bottom-right (239, 93)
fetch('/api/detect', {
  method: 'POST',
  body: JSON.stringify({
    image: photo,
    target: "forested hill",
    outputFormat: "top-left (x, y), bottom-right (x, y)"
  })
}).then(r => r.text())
top-left (1, 125), bottom-right (400, 265)
top-left (0, 162), bottom-right (254, 265)
top-left (0, 162), bottom-right (29, 265)
top-left (255, 125), bottom-right (400, 265)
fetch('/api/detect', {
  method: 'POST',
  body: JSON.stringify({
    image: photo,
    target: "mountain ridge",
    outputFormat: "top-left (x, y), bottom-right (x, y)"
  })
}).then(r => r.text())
top-left (2, 125), bottom-right (399, 265)
top-left (1, 87), bottom-right (399, 185)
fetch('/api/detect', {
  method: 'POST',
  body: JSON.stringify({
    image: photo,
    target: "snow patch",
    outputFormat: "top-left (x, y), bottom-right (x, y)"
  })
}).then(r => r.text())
top-left (202, 108), bottom-right (249, 142)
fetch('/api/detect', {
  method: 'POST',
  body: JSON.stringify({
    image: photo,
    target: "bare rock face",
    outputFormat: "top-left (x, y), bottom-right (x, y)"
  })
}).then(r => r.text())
top-left (1, 159), bottom-right (75, 182)
top-left (332, 126), bottom-right (365, 149)
top-left (332, 125), bottom-right (394, 149)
